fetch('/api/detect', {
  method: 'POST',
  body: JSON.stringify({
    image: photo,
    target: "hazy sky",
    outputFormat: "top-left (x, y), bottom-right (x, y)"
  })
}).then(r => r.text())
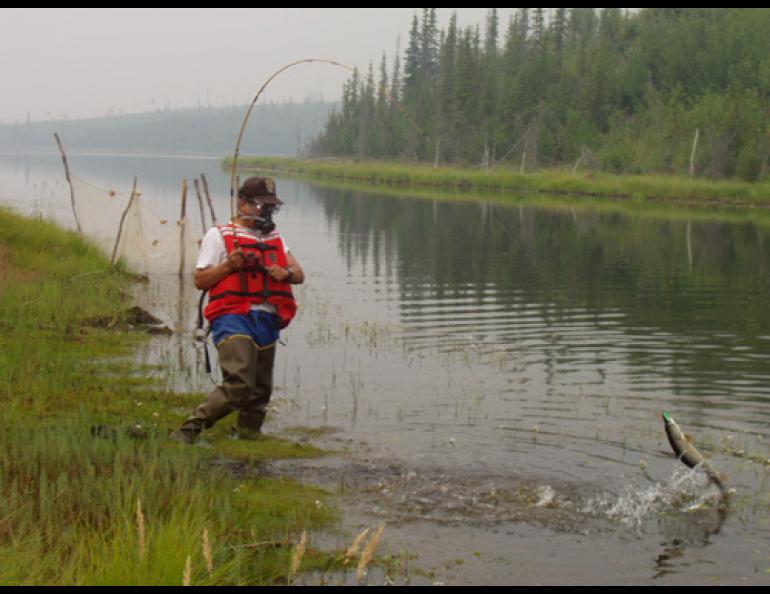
top-left (0, 8), bottom-right (515, 124)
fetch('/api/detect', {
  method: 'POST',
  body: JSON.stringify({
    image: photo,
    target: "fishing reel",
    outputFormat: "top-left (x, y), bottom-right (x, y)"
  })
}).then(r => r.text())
top-left (241, 251), bottom-right (261, 268)
top-left (234, 250), bottom-right (272, 275)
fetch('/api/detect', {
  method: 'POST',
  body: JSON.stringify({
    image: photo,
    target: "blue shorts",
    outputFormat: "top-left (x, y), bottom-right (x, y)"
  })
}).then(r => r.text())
top-left (211, 310), bottom-right (280, 347)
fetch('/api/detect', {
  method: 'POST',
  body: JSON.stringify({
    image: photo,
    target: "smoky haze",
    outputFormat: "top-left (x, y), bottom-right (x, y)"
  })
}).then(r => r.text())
top-left (0, 8), bottom-right (514, 125)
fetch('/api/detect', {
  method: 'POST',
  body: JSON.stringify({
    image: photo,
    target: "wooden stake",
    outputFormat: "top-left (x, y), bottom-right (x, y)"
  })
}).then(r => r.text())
top-left (111, 177), bottom-right (138, 267)
top-left (689, 127), bottom-right (700, 180)
top-left (179, 178), bottom-right (188, 277)
top-left (573, 147), bottom-right (584, 174)
top-left (200, 174), bottom-right (217, 225)
top-left (193, 178), bottom-right (207, 235)
top-left (53, 133), bottom-right (82, 233)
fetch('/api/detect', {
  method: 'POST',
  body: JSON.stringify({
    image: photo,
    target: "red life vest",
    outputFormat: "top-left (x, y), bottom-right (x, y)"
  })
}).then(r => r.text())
top-left (203, 224), bottom-right (296, 328)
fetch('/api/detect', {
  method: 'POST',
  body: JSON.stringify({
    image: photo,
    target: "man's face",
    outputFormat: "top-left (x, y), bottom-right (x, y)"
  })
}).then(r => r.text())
top-left (239, 199), bottom-right (278, 229)
top-left (238, 199), bottom-right (261, 225)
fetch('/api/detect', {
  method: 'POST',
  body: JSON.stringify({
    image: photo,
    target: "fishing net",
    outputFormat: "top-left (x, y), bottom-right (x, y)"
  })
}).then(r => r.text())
top-left (70, 174), bottom-right (202, 275)
top-left (69, 174), bottom-right (127, 251)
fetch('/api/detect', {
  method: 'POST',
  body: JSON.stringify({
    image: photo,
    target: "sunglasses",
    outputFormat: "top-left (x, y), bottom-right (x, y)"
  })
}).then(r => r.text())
top-left (244, 200), bottom-right (281, 214)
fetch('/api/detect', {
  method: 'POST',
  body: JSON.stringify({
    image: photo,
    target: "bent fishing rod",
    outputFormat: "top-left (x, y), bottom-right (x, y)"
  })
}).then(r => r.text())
top-left (228, 58), bottom-right (353, 223)
top-left (228, 57), bottom-right (424, 227)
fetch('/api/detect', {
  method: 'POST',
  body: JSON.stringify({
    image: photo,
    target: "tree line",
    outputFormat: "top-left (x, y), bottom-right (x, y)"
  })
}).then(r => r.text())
top-left (310, 8), bottom-right (770, 181)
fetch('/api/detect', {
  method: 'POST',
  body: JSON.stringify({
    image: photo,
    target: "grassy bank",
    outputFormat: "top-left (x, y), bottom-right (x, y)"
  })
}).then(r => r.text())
top-left (230, 156), bottom-right (770, 207)
top-left (0, 207), bottom-right (341, 585)
top-left (268, 167), bottom-right (770, 231)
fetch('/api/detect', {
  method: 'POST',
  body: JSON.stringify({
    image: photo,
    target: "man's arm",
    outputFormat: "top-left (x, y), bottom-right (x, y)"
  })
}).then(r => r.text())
top-left (194, 250), bottom-right (245, 290)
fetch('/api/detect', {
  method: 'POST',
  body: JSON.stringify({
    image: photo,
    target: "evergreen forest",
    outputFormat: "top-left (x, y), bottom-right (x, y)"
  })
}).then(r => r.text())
top-left (310, 8), bottom-right (770, 181)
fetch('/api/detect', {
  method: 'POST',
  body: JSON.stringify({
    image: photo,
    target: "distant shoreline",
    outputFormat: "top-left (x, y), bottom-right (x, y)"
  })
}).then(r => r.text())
top-left (0, 145), bottom-right (224, 160)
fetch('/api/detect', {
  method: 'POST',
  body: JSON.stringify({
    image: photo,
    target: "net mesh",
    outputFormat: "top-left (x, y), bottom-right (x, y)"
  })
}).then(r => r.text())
top-left (70, 174), bottom-right (202, 275)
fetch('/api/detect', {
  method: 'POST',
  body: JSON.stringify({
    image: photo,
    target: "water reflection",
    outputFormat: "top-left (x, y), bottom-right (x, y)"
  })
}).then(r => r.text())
top-left (653, 502), bottom-right (728, 580)
top-left (311, 185), bottom-right (770, 432)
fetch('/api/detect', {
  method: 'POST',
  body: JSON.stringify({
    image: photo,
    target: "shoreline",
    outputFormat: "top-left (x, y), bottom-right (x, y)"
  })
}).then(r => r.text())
top-left (227, 156), bottom-right (770, 208)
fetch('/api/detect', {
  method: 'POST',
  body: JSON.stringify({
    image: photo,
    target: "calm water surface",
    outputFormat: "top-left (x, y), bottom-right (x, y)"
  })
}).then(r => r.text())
top-left (1, 150), bottom-right (768, 584)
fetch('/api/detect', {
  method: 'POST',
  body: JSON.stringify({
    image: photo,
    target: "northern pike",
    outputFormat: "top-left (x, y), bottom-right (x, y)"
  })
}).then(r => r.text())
top-left (662, 410), bottom-right (726, 492)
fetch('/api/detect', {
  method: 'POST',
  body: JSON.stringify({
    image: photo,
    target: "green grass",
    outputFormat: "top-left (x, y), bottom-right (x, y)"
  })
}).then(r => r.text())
top-left (0, 206), bottom-right (339, 585)
top-left (229, 156), bottom-right (770, 207)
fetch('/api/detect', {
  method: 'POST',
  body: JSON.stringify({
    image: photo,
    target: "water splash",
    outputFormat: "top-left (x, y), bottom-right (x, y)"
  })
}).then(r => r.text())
top-left (535, 485), bottom-right (556, 508)
top-left (581, 468), bottom-right (724, 532)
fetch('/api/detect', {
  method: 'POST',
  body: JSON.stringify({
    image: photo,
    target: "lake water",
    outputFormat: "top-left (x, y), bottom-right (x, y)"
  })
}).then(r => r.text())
top-left (1, 149), bottom-right (768, 584)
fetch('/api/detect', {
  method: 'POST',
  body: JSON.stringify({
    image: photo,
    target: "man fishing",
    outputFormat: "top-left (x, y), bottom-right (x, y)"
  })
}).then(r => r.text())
top-left (170, 176), bottom-right (304, 444)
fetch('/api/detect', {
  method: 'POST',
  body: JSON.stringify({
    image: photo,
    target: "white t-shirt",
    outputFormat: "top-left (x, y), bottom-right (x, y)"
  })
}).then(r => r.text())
top-left (197, 224), bottom-right (291, 315)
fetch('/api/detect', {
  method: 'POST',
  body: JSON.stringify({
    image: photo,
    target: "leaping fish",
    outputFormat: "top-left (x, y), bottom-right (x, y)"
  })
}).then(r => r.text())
top-left (662, 410), bottom-right (727, 492)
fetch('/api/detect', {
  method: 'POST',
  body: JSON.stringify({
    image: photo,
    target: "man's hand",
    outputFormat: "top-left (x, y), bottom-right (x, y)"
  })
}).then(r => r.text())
top-left (226, 249), bottom-right (246, 271)
top-left (194, 249), bottom-right (247, 290)
top-left (267, 264), bottom-right (291, 282)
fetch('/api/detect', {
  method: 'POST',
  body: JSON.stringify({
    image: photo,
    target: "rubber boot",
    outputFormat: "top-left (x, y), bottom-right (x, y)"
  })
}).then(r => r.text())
top-left (173, 335), bottom-right (279, 443)
top-left (234, 344), bottom-right (275, 438)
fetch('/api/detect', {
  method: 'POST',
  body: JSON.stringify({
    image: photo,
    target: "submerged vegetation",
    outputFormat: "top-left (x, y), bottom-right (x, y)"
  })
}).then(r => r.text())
top-left (0, 206), bottom-right (351, 585)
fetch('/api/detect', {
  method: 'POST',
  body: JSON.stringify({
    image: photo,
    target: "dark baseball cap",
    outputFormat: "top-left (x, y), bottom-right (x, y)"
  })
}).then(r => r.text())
top-left (238, 176), bottom-right (283, 205)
